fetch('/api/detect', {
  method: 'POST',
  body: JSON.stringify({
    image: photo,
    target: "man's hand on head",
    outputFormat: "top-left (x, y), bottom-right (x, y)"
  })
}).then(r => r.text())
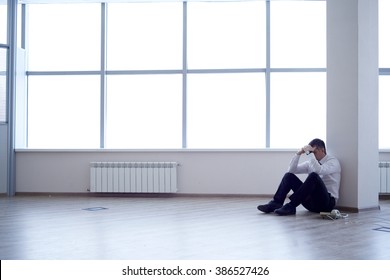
top-left (303, 145), bottom-right (316, 154)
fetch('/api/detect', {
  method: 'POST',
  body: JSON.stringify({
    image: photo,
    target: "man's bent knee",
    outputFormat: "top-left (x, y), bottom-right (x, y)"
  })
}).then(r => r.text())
top-left (283, 172), bottom-right (298, 179)
top-left (307, 172), bottom-right (320, 179)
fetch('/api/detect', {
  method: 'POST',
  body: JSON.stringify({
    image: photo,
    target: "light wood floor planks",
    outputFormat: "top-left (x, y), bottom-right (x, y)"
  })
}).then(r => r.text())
top-left (1, 195), bottom-right (390, 260)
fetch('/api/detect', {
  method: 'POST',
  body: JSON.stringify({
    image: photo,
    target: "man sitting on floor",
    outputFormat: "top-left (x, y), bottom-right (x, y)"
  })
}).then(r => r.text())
top-left (257, 138), bottom-right (341, 216)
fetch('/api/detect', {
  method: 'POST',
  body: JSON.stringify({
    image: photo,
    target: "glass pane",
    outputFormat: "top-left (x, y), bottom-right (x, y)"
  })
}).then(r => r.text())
top-left (28, 4), bottom-right (101, 71)
top-left (271, 1), bottom-right (326, 68)
top-left (187, 1), bottom-right (266, 69)
top-left (28, 76), bottom-right (100, 148)
top-left (187, 73), bottom-right (265, 149)
top-left (107, 2), bottom-right (182, 70)
top-left (270, 72), bottom-right (326, 149)
top-left (17, 3), bottom-right (22, 49)
top-left (106, 75), bottom-right (182, 148)
top-left (379, 76), bottom-right (390, 148)
top-left (379, 0), bottom-right (390, 67)
top-left (0, 48), bottom-right (6, 122)
top-left (0, 3), bottom-right (6, 44)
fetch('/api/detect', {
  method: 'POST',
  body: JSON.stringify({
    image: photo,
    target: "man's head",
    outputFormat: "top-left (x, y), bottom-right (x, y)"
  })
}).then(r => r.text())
top-left (308, 138), bottom-right (327, 159)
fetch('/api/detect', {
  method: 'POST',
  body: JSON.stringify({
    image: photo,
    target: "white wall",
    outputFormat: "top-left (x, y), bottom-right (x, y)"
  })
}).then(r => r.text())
top-left (327, 0), bottom-right (379, 210)
top-left (14, 149), bottom-right (390, 196)
top-left (0, 124), bottom-right (7, 194)
top-left (379, 152), bottom-right (390, 162)
top-left (15, 150), bottom-right (299, 195)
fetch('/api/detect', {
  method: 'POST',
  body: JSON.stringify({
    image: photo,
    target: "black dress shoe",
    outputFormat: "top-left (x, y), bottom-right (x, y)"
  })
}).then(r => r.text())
top-left (257, 200), bottom-right (282, 213)
top-left (274, 203), bottom-right (296, 216)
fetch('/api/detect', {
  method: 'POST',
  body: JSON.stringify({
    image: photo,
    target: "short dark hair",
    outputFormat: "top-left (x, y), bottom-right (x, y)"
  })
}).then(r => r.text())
top-left (309, 138), bottom-right (326, 154)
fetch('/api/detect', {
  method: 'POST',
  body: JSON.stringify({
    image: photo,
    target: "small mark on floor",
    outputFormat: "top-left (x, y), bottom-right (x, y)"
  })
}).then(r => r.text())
top-left (82, 207), bottom-right (108, 211)
top-left (373, 227), bottom-right (390, 233)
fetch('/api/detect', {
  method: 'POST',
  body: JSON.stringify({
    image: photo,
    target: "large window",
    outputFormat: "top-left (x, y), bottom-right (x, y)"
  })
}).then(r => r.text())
top-left (186, 1), bottom-right (267, 148)
top-left (107, 3), bottom-right (182, 70)
top-left (23, 0), bottom-right (327, 149)
top-left (270, 1), bottom-right (325, 68)
top-left (106, 75), bottom-right (182, 149)
top-left (28, 75), bottom-right (100, 148)
top-left (270, 73), bottom-right (326, 148)
top-left (187, 73), bottom-right (266, 148)
top-left (0, 2), bottom-right (6, 44)
top-left (379, 0), bottom-right (390, 69)
top-left (28, 4), bottom-right (101, 71)
top-left (187, 1), bottom-right (266, 69)
top-left (379, 76), bottom-right (390, 148)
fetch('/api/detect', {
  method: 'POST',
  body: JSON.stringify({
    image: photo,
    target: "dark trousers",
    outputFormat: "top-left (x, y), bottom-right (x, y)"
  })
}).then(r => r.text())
top-left (273, 172), bottom-right (335, 213)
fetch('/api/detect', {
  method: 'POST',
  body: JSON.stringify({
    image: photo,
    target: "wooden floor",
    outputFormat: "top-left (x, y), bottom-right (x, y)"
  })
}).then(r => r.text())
top-left (1, 194), bottom-right (390, 260)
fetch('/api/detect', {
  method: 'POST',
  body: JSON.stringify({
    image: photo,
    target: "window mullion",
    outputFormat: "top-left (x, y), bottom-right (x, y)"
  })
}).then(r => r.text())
top-left (182, 2), bottom-right (187, 148)
top-left (266, 0), bottom-right (270, 148)
top-left (100, 2), bottom-right (107, 148)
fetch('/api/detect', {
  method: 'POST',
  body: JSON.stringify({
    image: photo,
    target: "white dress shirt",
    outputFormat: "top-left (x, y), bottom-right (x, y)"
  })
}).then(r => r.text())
top-left (287, 153), bottom-right (341, 200)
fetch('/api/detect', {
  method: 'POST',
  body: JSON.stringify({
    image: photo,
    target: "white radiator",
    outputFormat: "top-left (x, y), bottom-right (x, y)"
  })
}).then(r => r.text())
top-left (379, 162), bottom-right (390, 194)
top-left (90, 162), bottom-right (178, 193)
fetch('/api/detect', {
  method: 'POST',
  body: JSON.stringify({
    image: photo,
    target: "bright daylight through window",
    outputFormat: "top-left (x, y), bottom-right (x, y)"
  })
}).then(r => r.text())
top-left (23, 0), bottom-right (390, 149)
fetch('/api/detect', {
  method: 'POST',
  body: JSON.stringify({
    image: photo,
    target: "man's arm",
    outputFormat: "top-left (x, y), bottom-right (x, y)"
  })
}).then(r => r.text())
top-left (309, 156), bottom-right (341, 175)
top-left (287, 146), bottom-right (312, 173)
